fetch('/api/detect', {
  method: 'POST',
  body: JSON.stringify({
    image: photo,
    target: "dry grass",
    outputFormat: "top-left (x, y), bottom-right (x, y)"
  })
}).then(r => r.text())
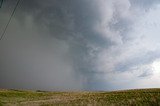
top-left (0, 88), bottom-right (160, 106)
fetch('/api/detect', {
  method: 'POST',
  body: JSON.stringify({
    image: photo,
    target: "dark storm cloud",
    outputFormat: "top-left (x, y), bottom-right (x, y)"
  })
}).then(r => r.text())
top-left (1, 0), bottom-right (113, 90)
top-left (15, 0), bottom-right (115, 90)
top-left (18, 0), bottom-right (113, 46)
top-left (1, 0), bottom-right (160, 90)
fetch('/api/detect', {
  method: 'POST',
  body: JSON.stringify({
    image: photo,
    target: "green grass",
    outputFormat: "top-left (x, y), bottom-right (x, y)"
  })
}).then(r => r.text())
top-left (0, 88), bottom-right (160, 106)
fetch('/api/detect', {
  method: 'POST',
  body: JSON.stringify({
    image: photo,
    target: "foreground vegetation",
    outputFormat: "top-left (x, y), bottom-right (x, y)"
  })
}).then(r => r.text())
top-left (0, 88), bottom-right (160, 106)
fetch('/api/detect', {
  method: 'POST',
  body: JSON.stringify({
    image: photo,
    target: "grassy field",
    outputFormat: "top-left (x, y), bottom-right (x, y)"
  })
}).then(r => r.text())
top-left (0, 88), bottom-right (160, 106)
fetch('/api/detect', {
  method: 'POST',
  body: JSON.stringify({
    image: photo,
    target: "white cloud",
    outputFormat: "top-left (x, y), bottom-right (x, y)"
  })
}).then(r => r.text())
top-left (93, 1), bottom-right (160, 90)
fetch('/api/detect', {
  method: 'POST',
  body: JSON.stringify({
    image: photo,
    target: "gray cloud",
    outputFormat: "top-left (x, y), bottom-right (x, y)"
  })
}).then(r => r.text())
top-left (130, 0), bottom-right (160, 9)
top-left (0, 0), bottom-right (160, 91)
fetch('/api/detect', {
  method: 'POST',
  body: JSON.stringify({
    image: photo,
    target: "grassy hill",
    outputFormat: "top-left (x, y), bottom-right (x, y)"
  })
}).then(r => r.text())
top-left (0, 88), bottom-right (160, 106)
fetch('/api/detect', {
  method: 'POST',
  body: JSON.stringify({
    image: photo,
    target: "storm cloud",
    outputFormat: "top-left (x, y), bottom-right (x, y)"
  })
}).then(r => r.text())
top-left (0, 0), bottom-right (160, 91)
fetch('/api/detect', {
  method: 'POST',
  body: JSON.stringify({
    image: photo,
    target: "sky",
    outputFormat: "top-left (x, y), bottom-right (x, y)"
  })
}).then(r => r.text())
top-left (0, 0), bottom-right (160, 91)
